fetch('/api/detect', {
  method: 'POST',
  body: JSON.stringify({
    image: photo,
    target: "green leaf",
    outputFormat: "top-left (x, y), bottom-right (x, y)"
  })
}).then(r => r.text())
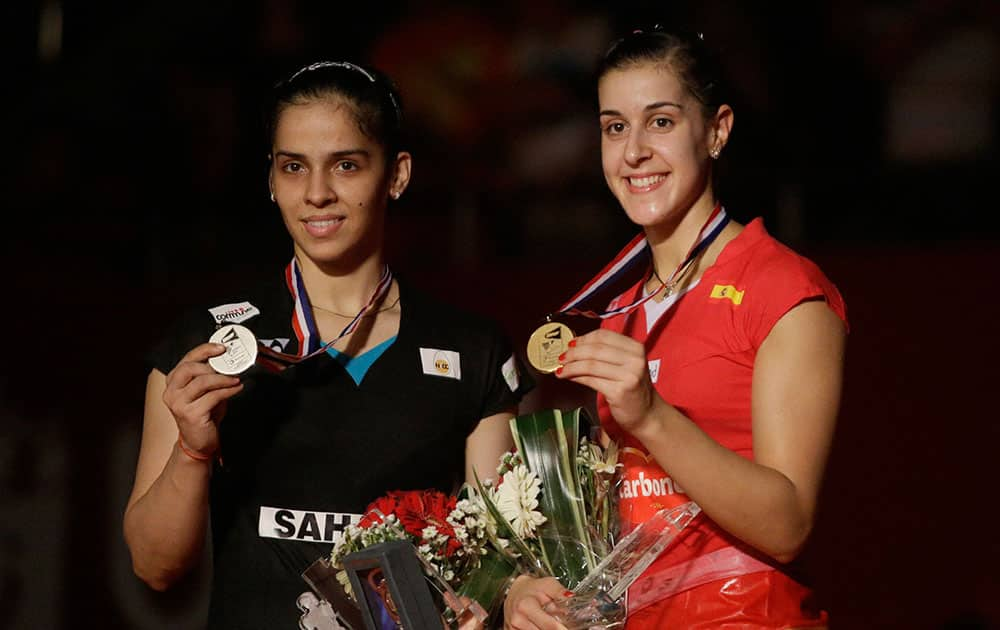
top-left (511, 408), bottom-right (596, 588)
top-left (457, 548), bottom-right (517, 628)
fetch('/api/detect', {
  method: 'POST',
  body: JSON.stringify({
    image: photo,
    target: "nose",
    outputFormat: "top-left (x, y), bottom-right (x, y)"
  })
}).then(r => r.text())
top-left (305, 171), bottom-right (336, 207)
top-left (624, 127), bottom-right (651, 166)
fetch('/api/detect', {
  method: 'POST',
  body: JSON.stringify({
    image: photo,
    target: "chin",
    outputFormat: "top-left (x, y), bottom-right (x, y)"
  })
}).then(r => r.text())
top-left (623, 206), bottom-right (672, 228)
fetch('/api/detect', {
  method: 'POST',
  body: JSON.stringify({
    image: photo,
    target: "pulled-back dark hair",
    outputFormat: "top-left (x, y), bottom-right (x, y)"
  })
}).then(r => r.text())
top-left (265, 61), bottom-right (405, 162)
top-left (598, 27), bottom-right (729, 120)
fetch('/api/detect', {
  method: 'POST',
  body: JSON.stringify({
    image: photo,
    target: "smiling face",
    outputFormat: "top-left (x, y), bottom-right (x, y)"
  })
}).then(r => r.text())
top-left (598, 62), bottom-right (730, 231)
top-left (269, 97), bottom-right (409, 271)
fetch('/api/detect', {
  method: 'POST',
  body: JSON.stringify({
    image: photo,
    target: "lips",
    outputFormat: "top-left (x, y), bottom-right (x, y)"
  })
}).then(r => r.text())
top-left (302, 215), bottom-right (345, 238)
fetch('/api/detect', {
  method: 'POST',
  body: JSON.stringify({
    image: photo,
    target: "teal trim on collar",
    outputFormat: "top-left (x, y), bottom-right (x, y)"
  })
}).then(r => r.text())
top-left (326, 335), bottom-right (397, 385)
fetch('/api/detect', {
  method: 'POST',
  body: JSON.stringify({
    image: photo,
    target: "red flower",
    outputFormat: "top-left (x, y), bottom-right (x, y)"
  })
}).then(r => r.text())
top-left (394, 490), bottom-right (456, 538)
top-left (359, 494), bottom-right (400, 528)
top-left (357, 490), bottom-right (462, 556)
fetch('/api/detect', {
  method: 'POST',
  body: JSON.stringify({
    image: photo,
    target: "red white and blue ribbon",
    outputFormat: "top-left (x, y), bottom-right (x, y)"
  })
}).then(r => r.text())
top-left (254, 259), bottom-right (393, 371)
top-left (556, 205), bottom-right (729, 320)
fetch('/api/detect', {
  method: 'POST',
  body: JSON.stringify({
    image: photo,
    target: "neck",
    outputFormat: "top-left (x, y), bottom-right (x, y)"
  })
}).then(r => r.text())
top-left (645, 196), bottom-right (719, 278)
top-left (294, 249), bottom-right (388, 314)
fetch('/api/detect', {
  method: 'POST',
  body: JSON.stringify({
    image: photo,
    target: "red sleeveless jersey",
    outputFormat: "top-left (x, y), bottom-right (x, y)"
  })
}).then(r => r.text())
top-left (598, 218), bottom-right (847, 626)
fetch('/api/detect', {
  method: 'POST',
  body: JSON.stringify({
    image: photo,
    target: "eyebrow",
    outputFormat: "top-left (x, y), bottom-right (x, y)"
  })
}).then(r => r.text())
top-left (599, 101), bottom-right (684, 117)
top-left (273, 148), bottom-right (371, 160)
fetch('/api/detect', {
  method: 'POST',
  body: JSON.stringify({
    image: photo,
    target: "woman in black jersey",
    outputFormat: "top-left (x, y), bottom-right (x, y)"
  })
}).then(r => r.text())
top-left (124, 61), bottom-right (530, 628)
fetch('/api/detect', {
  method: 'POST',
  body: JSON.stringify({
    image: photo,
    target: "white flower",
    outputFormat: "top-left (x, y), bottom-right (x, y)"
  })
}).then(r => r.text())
top-left (495, 464), bottom-right (547, 538)
top-left (592, 460), bottom-right (619, 475)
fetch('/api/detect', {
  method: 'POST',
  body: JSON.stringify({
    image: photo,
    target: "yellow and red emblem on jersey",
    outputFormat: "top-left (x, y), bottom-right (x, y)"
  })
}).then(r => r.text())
top-left (710, 284), bottom-right (745, 305)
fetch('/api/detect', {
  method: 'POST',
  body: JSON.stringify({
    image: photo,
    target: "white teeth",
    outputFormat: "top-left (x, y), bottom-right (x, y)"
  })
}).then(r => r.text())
top-left (306, 218), bottom-right (342, 228)
top-left (629, 175), bottom-right (666, 188)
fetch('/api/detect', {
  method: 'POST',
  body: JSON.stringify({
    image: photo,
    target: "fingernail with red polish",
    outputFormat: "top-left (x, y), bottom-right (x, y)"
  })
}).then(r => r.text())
top-left (557, 352), bottom-right (566, 361)
top-left (555, 367), bottom-right (563, 376)
top-left (563, 590), bottom-right (575, 597)
top-left (568, 339), bottom-right (577, 347)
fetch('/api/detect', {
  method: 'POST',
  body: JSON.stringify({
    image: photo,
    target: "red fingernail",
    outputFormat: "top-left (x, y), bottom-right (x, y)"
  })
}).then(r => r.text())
top-left (563, 590), bottom-right (575, 597)
top-left (555, 367), bottom-right (563, 375)
top-left (568, 339), bottom-right (577, 347)
top-left (557, 352), bottom-right (566, 361)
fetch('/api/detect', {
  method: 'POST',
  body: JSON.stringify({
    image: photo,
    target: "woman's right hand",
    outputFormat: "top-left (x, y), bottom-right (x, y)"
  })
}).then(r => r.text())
top-left (503, 575), bottom-right (570, 630)
top-left (162, 343), bottom-right (244, 457)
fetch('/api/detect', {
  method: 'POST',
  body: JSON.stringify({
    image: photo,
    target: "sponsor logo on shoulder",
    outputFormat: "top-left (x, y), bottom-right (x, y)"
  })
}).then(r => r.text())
top-left (501, 354), bottom-right (520, 392)
top-left (208, 301), bottom-right (261, 324)
top-left (419, 348), bottom-right (462, 380)
top-left (258, 506), bottom-right (361, 544)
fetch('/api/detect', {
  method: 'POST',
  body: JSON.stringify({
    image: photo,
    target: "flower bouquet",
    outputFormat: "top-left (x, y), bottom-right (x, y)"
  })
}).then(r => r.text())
top-left (458, 407), bottom-right (701, 629)
top-left (299, 408), bottom-right (700, 630)
top-left (309, 489), bottom-right (488, 629)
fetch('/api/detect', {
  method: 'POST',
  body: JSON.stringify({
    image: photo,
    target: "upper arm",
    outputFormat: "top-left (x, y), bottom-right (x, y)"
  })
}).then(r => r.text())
top-left (125, 369), bottom-right (180, 514)
top-left (465, 409), bottom-right (515, 486)
top-left (751, 300), bottom-right (846, 522)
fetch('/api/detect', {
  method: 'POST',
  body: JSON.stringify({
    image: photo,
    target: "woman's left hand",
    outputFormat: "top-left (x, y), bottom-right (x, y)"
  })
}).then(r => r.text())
top-left (555, 329), bottom-right (660, 435)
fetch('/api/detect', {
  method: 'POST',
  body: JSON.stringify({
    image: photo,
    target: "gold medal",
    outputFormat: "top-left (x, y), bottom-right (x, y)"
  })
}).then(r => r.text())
top-left (526, 321), bottom-right (575, 374)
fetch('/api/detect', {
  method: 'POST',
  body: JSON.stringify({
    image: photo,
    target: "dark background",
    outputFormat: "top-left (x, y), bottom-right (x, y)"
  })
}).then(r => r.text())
top-left (2, 1), bottom-right (999, 628)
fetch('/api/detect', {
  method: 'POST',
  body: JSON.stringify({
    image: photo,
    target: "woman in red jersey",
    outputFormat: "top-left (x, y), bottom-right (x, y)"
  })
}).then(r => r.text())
top-left (504, 27), bottom-right (847, 630)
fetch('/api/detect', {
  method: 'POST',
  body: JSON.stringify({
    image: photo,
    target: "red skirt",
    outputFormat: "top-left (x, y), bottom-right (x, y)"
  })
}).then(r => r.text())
top-left (625, 570), bottom-right (828, 629)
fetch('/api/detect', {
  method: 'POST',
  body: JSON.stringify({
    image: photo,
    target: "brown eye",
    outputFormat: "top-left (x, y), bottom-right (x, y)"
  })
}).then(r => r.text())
top-left (652, 117), bottom-right (673, 129)
top-left (604, 121), bottom-right (626, 135)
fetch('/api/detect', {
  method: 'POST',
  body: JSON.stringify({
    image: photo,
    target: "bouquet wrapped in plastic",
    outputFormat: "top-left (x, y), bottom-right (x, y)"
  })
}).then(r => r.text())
top-left (458, 407), bottom-right (700, 629)
top-left (298, 408), bottom-right (700, 630)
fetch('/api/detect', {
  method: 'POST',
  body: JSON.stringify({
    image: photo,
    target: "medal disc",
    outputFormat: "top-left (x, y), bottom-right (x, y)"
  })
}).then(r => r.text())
top-left (208, 323), bottom-right (259, 375)
top-left (526, 321), bottom-right (575, 374)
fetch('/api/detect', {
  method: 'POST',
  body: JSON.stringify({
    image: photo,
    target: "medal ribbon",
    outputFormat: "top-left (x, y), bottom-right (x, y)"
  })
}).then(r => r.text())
top-left (556, 205), bottom-right (728, 320)
top-left (254, 259), bottom-right (393, 371)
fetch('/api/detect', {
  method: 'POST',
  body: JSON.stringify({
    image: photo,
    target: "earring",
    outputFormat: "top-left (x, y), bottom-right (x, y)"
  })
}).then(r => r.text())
top-left (391, 191), bottom-right (400, 200)
top-left (269, 191), bottom-right (276, 202)
top-left (710, 147), bottom-right (721, 159)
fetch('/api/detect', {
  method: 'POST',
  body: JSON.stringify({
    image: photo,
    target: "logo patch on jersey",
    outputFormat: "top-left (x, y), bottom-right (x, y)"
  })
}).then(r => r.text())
top-left (419, 348), bottom-right (462, 380)
top-left (208, 301), bottom-right (261, 323)
top-left (501, 355), bottom-right (520, 392)
top-left (258, 506), bottom-right (361, 544)
top-left (259, 337), bottom-right (291, 352)
top-left (647, 358), bottom-right (661, 384)
top-left (709, 284), bottom-right (744, 305)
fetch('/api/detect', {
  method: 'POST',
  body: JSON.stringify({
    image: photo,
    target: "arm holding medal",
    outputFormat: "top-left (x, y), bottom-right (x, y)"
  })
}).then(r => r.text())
top-left (555, 311), bottom-right (845, 563)
top-left (123, 342), bottom-right (244, 591)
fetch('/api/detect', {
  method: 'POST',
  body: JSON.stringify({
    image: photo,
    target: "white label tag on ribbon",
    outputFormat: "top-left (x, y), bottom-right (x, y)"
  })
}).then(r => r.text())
top-left (419, 348), bottom-right (462, 380)
top-left (258, 506), bottom-right (361, 544)
top-left (208, 301), bottom-right (261, 324)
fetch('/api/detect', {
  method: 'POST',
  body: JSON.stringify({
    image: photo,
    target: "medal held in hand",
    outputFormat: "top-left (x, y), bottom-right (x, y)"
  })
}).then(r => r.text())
top-left (204, 261), bottom-right (395, 375)
top-left (528, 205), bottom-right (730, 375)
top-left (208, 323), bottom-right (259, 375)
top-left (526, 321), bottom-right (575, 374)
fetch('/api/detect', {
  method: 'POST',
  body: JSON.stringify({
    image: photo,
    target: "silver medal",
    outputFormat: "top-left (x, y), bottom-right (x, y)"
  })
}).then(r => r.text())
top-left (208, 323), bottom-right (259, 375)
